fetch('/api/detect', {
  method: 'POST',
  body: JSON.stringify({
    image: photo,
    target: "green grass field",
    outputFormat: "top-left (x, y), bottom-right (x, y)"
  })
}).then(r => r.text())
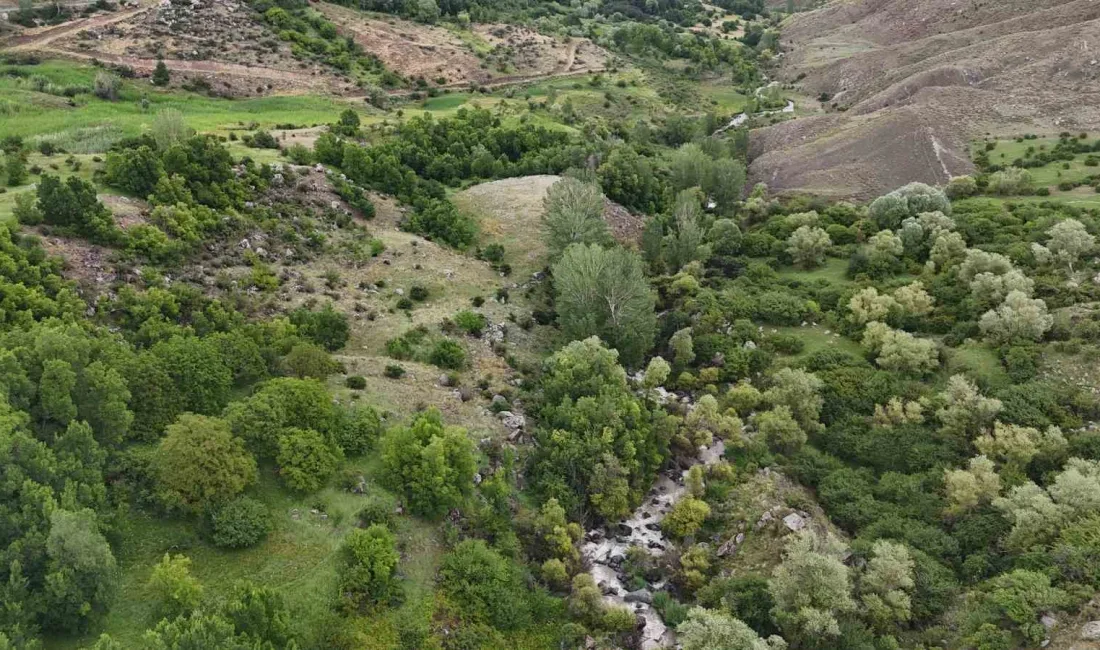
top-left (771, 324), bottom-right (864, 360)
top-left (48, 458), bottom-right (391, 648)
top-left (980, 136), bottom-right (1100, 195)
top-left (777, 257), bottom-right (851, 286)
top-left (0, 61), bottom-right (365, 148)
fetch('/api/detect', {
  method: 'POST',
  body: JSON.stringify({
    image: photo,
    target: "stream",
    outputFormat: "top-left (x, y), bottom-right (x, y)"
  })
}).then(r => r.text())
top-left (713, 99), bottom-right (795, 134)
top-left (581, 439), bottom-right (727, 649)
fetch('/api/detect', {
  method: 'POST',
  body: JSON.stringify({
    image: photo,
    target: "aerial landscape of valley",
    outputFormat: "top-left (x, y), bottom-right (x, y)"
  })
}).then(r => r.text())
top-left (2, 0), bottom-right (1100, 648)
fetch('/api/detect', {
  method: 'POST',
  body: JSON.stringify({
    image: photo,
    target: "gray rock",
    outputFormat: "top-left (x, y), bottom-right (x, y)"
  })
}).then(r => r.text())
top-left (1082, 621), bottom-right (1100, 640)
top-left (782, 513), bottom-right (806, 532)
top-left (501, 413), bottom-right (526, 431)
top-left (624, 589), bottom-right (653, 604)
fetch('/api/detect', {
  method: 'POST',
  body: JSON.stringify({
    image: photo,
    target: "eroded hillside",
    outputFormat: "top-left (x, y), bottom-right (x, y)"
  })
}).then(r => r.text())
top-left (751, 0), bottom-right (1100, 199)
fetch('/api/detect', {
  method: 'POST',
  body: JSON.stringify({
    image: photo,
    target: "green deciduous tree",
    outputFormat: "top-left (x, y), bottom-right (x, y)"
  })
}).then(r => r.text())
top-left (42, 508), bottom-right (117, 633)
top-left (769, 531), bottom-right (854, 641)
top-left (979, 291), bottom-right (1052, 344)
top-left (662, 496), bottom-right (711, 539)
top-left (148, 554), bottom-right (203, 619)
top-left (786, 225), bottom-right (831, 269)
top-left (339, 524), bottom-right (399, 611)
top-left (439, 539), bottom-right (532, 631)
top-left (150, 336), bottom-right (232, 415)
top-left (541, 177), bottom-right (610, 258)
top-left (756, 406), bottom-right (805, 455)
top-left (152, 414), bottom-right (257, 514)
top-left (678, 608), bottom-right (787, 650)
top-left (530, 337), bottom-right (668, 519)
top-left (553, 243), bottom-right (656, 366)
top-left (210, 496), bottom-right (271, 549)
top-left (275, 428), bottom-right (343, 493)
top-left (380, 409), bottom-right (476, 518)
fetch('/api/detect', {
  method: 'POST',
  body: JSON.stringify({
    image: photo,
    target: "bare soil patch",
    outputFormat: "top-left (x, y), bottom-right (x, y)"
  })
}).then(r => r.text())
top-left (6, 0), bottom-right (354, 96)
top-left (317, 3), bottom-right (607, 88)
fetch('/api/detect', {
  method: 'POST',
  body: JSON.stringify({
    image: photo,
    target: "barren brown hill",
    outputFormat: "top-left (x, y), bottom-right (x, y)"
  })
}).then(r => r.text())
top-left (749, 0), bottom-right (1100, 199)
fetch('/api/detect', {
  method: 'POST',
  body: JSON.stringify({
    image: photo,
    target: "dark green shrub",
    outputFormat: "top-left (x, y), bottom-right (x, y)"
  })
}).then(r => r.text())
top-left (210, 497), bottom-right (272, 548)
top-left (384, 364), bottom-right (406, 378)
top-left (428, 339), bottom-right (466, 370)
top-left (454, 310), bottom-right (488, 336)
top-left (346, 375), bottom-right (367, 390)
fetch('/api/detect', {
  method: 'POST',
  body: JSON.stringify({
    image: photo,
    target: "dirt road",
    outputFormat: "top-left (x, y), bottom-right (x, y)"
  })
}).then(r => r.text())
top-left (5, 2), bottom-right (153, 50)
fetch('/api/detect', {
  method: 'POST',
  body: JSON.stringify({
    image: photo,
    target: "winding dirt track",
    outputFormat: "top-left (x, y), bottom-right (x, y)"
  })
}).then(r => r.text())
top-left (6, 2), bottom-right (154, 50)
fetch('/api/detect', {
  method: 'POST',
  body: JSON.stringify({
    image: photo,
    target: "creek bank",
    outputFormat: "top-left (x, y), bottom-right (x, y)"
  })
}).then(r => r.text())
top-left (581, 439), bottom-right (727, 650)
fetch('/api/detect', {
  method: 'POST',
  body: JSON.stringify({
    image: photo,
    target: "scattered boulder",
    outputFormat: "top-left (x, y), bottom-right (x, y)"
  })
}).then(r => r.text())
top-left (782, 512), bottom-right (806, 532)
top-left (624, 589), bottom-right (653, 604)
top-left (1082, 621), bottom-right (1100, 641)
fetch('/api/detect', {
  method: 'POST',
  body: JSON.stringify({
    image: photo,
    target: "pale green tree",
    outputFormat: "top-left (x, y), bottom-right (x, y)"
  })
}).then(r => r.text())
top-left (979, 291), bottom-right (1052, 343)
top-left (935, 375), bottom-right (1002, 437)
top-left (863, 325), bottom-right (939, 376)
top-left (929, 231), bottom-right (967, 271)
top-left (944, 455), bottom-right (1002, 516)
top-left (769, 530), bottom-right (854, 641)
top-left (702, 158), bottom-right (746, 214)
top-left (541, 177), bottom-right (610, 258)
top-left (970, 269), bottom-right (1034, 309)
top-left (669, 143), bottom-right (710, 191)
top-left (860, 540), bottom-right (915, 630)
top-left (553, 243), bottom-right (656, 366)
top-left (670, 327), bottom-right (695, 367)
top-left (786, 225), bottom-right (832, 269)
top-left (664, 189), bottom-right (710, 271)
top-left (866, 230), bottom-right (903, 266)
top-left (868, 182), bottom-right (950, 230)
top-left (642, 356), bottom-right (671, 391)
top-left (678, 608), bottom-right (787, 650)
top-left (1048, 458), bottom-right (1100, 514)
top-left (994, 481), bottom-right (1067, 550)
top-left (848, 287), bottom-right (898, 326)
top-left (892, 281), bottom-right (935, 317)
top-left (872, 397), bottom-right (924, 428)
top-left (1045, 218), bottom-right (1094, 272)
top-left (975, 422), bottom-right (1066, 469)
top-left (763, 368), bottom-right (823, 433)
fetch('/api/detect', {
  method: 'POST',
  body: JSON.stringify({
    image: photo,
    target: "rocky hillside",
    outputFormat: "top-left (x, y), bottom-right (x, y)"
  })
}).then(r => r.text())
top-left (750, 0), bottom-right (1100, 199)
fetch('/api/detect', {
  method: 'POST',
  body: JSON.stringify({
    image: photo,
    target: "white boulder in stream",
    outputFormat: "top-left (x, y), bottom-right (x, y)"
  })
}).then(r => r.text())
top-left (582, 439), bottom-right (726, 649)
